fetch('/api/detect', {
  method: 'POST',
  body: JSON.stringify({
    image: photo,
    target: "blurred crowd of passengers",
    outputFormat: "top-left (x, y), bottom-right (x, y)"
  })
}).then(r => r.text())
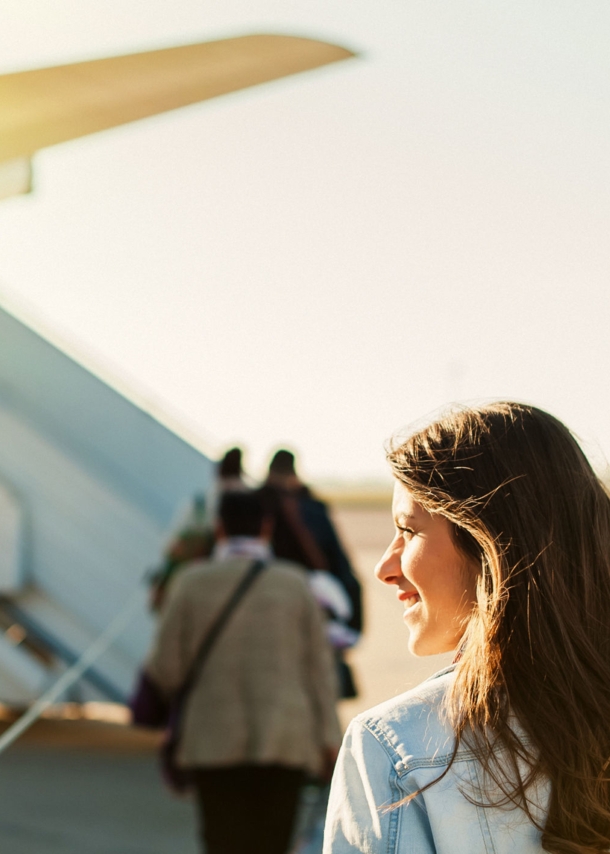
top-left (149, 447), bottom-right (363, 699)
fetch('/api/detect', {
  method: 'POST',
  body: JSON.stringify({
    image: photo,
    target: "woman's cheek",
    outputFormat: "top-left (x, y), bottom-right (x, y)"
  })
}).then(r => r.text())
top-left (404, 547), bottom-right (425, 587)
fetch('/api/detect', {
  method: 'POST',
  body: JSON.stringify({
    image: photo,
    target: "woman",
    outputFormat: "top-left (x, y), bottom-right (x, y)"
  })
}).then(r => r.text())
top-left (324, 402), bottom-right (610, 854)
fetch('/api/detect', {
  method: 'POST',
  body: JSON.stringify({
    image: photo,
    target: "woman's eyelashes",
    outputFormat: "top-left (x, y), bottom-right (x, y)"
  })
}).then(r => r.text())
top-left (396, 525), bottom-right (415, 537)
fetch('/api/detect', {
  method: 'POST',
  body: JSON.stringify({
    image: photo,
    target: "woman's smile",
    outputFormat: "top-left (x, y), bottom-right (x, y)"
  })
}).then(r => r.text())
top-left (398, 589), bottom-right (421, 614)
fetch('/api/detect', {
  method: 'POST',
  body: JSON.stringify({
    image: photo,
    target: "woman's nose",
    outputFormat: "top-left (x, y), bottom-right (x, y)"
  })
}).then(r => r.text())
top-left (375, 536), bottom-right (403, 586)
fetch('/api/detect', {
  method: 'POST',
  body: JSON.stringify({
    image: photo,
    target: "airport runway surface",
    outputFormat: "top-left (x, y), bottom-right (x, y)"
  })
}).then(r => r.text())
top-left (0, 744), bottom-right (197, 854)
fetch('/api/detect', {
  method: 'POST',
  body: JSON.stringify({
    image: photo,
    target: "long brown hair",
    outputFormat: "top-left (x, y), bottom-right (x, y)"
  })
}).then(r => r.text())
top-left (387, 402), bottom-right (610, 854)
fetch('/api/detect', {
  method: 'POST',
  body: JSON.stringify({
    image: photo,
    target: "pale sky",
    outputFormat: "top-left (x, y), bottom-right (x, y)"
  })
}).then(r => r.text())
top-left (1, 1), bottom-right (609, 482)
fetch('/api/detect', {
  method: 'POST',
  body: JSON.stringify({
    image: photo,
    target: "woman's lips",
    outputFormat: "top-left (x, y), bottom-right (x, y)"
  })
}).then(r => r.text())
top-left (398, 590), bottom-right (421, 611)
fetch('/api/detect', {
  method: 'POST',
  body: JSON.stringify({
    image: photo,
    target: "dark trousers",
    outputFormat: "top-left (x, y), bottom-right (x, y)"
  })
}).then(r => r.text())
top-left (191, 764), bottom-right (305, 854)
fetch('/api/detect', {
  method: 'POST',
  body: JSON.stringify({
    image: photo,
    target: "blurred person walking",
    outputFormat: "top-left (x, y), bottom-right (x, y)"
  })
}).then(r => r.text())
top-left (148, 447), bottom-right (250, 610)
top-left (144, 490), bottom-right (341, 854)
top-left (259, 450), bottom-right (362, 696)
top-left (215, 446), bottom-right (251, 494)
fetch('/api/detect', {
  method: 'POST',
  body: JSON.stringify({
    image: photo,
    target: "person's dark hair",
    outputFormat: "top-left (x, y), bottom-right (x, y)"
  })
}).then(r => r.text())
top-left (219, 492), bottom-right (265, 537)
top-left (387, 402), bottom-right (610, 854)
top-left (219, 447), bottom-right (242, 478)
top-left (268, 450), bottom-right (296, 476)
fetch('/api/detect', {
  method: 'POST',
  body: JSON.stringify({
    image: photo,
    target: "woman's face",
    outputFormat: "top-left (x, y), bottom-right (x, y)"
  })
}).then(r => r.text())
top-left (375, 481), bottom-right (477, 656)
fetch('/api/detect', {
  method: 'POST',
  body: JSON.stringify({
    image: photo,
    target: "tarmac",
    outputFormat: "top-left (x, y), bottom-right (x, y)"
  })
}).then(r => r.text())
top-left (0, 720), bottom-right (197, 854)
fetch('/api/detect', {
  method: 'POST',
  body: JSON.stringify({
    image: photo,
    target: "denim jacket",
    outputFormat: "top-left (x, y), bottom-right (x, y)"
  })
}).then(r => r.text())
top-left (323, 667), bottom-right (548, 853)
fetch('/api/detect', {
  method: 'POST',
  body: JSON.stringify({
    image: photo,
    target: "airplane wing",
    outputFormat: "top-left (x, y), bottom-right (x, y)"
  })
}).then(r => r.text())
top-left (0, 34), bottom-right (355, 164)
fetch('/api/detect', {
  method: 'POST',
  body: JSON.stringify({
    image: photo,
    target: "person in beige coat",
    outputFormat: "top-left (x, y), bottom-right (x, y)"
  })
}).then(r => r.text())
top-left (146, 490), bottom-right (342, 854)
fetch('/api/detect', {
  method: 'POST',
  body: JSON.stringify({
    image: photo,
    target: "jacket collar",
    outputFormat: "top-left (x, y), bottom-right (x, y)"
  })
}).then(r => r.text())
top-left (213, 537), bottom-right (273, 563)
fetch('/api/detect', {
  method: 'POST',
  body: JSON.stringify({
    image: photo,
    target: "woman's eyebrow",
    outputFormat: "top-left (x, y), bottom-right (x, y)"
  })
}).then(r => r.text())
top-left (395, 513), bottom-right (417, 526)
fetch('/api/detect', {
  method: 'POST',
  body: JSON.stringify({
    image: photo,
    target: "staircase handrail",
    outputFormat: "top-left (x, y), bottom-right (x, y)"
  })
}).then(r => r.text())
top-left (0, 588), bottom-right (142, 755)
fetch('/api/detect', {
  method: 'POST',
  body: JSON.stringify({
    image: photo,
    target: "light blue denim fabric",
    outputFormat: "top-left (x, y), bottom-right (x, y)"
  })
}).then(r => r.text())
top-left (323, 667), bottom-right (548, 854)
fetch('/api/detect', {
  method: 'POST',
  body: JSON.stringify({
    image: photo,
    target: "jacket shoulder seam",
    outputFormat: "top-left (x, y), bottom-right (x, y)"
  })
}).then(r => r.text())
top-left (361, 718), bottom-right (479, 776)
top-left (360, 718), bottom-right (405, 768)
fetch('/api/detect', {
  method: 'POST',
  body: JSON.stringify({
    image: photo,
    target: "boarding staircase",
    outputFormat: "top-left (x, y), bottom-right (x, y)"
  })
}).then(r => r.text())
top-left (0, 303), bottom-right (214, 706)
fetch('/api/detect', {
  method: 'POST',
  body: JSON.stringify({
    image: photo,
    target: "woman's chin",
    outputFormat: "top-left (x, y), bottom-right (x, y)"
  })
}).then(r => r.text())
top-left (407, 634), bottom-right (431, 657)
